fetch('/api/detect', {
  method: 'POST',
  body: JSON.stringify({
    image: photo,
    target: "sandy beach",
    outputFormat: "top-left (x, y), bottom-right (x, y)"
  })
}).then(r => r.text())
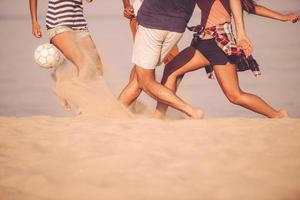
top-left (1, 116), bottom-right (300, 200)
top-left (1, 0), bottom-right (300, 199)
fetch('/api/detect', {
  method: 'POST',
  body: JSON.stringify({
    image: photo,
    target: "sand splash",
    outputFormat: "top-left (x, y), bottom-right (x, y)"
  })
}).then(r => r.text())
top-left (51, 33), bottom-right (132, 119)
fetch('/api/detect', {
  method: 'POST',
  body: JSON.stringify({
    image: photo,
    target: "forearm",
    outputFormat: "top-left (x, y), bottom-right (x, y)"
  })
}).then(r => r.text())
top-left (254, 5), bottom-right (285, 21)
top-left (229, 0), bottom-right (246, 36)
top-left (230, 0), bottom-right (253, 56)
top-left (122, 0), bottom-right (131, 8)
top-left (29, 0), bottom-right (38, 23)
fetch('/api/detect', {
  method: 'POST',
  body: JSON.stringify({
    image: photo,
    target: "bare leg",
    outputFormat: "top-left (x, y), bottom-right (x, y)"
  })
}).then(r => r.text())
top-left (51, 31), bottom-right (85, 76)
top-left (163, 45), bottom-right (179, 65)
top-left (78, 35), bottom-right (103, 76)
top-left (129, 17), bottom-right (138, 40)
top-left (120, 17), bottom-right (179, 108)
top-left (155, 48), bottom-right (210, 117)
top-left (135, 66), bottom-right (204, 119)
top-left (118, 66), bottom-right (142, 107)
top-left (214, 63), bottom-right (288, 118)
top-left (52, 32), bottom-right (103, 110)
top-left (118, 18), bottom-right (141, 107)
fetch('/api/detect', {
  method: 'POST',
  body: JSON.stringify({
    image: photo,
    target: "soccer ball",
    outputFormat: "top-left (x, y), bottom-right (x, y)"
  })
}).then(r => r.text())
top-left (34, 43), bottom-right (64, 69)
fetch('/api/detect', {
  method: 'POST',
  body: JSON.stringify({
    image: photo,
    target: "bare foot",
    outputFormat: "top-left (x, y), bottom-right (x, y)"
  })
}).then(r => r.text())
top-left (276, 109), bottom-right (289, 119)
top-left (189, 109), bottom-right (204, 119)
top-left (60, 99), bottom-right (71, 111)
top-left (153, 110), bottom-right (166, 119)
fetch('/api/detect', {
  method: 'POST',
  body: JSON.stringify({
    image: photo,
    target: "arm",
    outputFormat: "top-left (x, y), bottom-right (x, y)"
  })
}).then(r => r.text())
top-left (254, 5), bottom-right (299, 23)
top-left (122, 0), bottom-right (134, 19)
top-left (229, 0), bottom-right (252, 56)
top-left (29, 0), bottom-right (42, 38)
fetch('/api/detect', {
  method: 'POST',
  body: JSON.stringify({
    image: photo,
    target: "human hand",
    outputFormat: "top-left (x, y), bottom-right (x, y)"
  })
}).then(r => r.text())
top-left (124, 5), bottom-right (134, 19)
top-left (85, 0), bottom-right (93, 3)
top-left (282, 13), bottom-right (299, 23)
top-left (32, 21), bottom-right (42, 38)
top-left (236, 34), bottom-right (253, 57)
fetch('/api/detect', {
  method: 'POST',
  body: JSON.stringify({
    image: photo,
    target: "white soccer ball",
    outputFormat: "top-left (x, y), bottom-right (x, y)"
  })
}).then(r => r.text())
top-left (34, 43), bottom-right (64, 69)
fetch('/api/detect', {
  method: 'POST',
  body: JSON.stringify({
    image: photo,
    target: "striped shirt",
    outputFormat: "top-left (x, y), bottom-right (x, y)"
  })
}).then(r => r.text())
top-left (46, 0), bottom-right (87, 30)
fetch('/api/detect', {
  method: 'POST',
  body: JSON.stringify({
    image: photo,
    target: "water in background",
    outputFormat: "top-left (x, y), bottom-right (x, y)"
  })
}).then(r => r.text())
top-left (0, 0), bottom-right (299, 118)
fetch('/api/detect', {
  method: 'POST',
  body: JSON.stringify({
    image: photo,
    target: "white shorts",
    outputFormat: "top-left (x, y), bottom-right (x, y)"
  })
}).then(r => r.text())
top-left (132, 25), bottom-right (183, 70)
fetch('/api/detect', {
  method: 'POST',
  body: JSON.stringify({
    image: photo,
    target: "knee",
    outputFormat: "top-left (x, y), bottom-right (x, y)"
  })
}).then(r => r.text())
top-left (162, 68), bottom-right (178, 84)
top-left (166, 74), bottom-right (178, 85)
top-left (226, 91), bottom-right (243, 105)
top-left (135, 66), bottom-right (155, 90)
top-left (137, 78), bottom-right (152, 91)
top-left (136, 75), bottom-right (156, 92)
top-left (126, 75), bottom-right (140, 89)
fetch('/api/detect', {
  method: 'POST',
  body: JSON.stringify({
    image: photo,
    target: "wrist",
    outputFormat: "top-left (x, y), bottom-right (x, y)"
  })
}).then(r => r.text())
top-left (32, 21), bottom-right (39, 26)
top-left (31, 17), bottom-right (38, 24)
top-left (236, 31), bottom-right (247, 39)
top-left (277, 15), bottom-right (286, 21)
top-left (280, 15), bottom-right (287, 21)
top-left (235, 24), bottom-right (247, 38)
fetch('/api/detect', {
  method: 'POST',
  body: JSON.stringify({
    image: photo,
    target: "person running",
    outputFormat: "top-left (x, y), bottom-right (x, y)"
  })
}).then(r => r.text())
top-left (155, 0), bottom-right (298, 118)
top-left (29, 0), bottom-right (103, 110)
top-left (118, 0), bottom-right (252, 119)
top-left (120, 0), bottom-right (180, 97)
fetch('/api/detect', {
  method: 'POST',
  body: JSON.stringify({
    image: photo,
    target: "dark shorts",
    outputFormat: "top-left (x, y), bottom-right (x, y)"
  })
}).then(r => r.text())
top-left (193, 38), bottom-right (238, 66)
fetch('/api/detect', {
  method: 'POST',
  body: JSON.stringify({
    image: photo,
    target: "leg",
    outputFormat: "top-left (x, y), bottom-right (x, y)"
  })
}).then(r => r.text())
top-left (122, 24), bottom-right (202, 117)
top-left (119, 24), bottom-right (163, 108)
top-left (51, 71), bottom-right (71, 111)
top-left (155, 48), bottom-right (210, 117)
top-left (214, 63), bottom-right (288, 118)
top-left (163, 45), bottom-right (180, 65)
top-left (51, 31), bottom-right (85, 76)
top-left (128, 18), bottom-right (139, 82)
top-left (118, 66), bottom-right (142, 107)
top-left (129, 17), bottom-right (138, 40)
top-left (135, 66), bottom-right (204, 119)
top-left (52, 31), bottom-right (104, 110)
top-left (77, 34), bottom-right (103, 76)
top-left (118, 17), bottom-right (141, 107)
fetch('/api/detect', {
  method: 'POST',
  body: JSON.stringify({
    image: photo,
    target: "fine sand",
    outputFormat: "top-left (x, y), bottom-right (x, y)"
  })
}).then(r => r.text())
top-left (1, 116), bottom-right (300, 200)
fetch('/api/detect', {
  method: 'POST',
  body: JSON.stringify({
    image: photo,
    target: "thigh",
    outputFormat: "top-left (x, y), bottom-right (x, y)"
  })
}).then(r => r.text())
top-left (172, 49), bottom-right (210, 76)
top-left (214, 63), bottom-right (240, 94)
top-left (135, 65), bottom-right (156, 84)
top-left (164, 48), bottom-right (210, 78)
top-left (160, 32), bottom-right (182, 63)
top-left (163, 45), bottom-right (179, 65)
top-left (51, 31), bottom-right (85, 66)
top-left (78, 34), bottom-right (103, 72)
top-left (132, 25), bottom-right (164, 69)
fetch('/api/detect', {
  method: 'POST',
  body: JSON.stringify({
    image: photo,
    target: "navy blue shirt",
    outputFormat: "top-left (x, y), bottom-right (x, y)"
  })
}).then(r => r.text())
top-left (137, 0), bottom-right (197, 33)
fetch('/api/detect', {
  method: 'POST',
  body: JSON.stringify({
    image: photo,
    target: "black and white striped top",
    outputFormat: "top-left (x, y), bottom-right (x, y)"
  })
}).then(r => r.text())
top-left (46, 0), bottom-right (87, 30)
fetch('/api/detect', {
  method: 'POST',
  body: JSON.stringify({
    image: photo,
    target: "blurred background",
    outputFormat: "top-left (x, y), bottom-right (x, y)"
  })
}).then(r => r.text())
top-left (0, 0), bottom-right (299, 118)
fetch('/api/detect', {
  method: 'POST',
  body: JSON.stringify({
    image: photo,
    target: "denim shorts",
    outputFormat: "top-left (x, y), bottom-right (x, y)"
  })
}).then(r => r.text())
top-left (47, 25), bottom-right (90, 40)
